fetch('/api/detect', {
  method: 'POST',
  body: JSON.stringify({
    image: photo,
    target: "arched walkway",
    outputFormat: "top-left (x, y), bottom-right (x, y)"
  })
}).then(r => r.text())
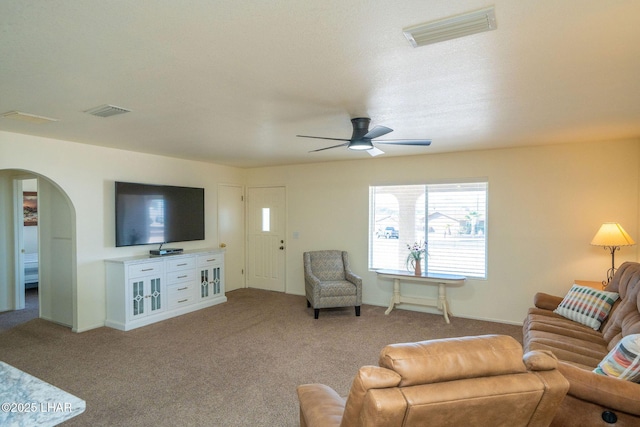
top-left (0, 168), bottom-right (77, 330)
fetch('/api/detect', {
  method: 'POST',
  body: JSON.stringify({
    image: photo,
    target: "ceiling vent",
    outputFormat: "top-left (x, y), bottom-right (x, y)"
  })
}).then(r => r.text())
top-left (1, 110), bottom-right (58, 124)
top-left (85, 104), bottom-right (131, 118)
top-left (403, 6), bottom-right (497, 48)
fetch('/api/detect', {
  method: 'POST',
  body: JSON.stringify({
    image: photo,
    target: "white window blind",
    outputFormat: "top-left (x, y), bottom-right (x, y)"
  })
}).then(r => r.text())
top-left (369, 181), bottom-right (487, 278)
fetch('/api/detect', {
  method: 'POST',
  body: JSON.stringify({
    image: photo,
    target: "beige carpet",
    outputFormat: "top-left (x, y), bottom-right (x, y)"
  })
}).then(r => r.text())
top-left (0, 288), bottom-right (39, 333)
top-left (0, 288), bottom-right (523, 426)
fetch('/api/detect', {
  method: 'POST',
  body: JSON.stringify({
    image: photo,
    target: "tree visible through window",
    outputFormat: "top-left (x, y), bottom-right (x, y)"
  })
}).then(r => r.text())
top-left (369, 182), bottom-right (487, 278)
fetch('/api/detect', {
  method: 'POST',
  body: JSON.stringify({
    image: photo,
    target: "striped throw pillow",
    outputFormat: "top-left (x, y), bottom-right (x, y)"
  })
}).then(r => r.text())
top-left (553, 284), bottom-right (619, 330)
top-left (594, 334), bottom-right (640, 383)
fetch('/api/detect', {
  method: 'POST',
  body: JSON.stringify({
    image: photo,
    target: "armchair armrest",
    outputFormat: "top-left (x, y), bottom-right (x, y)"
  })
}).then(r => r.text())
top-left (343, 252), bottom-right (362, 286)
top-left (340, 366), bottom-right (401, 425)
top-left (305, 271), bottom-right (321, 287)
top-left (523, 350), bottom-right (558, 371)
top-left (345, 270), bottom-right (362, 286)
top-left (297, 384), bottom-right (345, 427)
top-left (557, 361), bottom-right (640, 416)
top-left (533, 292), bottom-right (563, 311)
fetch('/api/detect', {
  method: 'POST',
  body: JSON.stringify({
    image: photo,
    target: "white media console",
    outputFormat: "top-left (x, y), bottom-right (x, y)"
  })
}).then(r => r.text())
top-left (105, 248), bottom-right (226, 331)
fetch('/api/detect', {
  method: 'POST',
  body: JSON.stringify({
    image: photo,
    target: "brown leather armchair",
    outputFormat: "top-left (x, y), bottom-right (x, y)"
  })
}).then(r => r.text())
top-left (297, 335), bottom-right (569, 427)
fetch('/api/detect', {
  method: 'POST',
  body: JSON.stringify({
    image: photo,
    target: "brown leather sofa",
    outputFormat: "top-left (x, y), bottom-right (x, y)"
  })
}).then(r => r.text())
top-left (523, 261), bottom-right (640, 426)
top-left (297, 335), bottom-right (569, 427)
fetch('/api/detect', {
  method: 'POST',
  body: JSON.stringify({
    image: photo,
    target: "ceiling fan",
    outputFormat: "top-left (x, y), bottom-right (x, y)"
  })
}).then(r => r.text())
top-left (296, 117), bottom-right (431, 157)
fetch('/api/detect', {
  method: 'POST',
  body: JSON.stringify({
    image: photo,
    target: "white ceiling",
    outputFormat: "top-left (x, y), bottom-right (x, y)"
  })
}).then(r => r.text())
top-left (1, 1), bottom-right (639, 168)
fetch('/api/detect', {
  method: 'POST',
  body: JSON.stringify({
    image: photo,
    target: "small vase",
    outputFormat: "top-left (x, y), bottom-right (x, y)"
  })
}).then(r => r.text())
top-left (414, 259), bottom-right (421, 276)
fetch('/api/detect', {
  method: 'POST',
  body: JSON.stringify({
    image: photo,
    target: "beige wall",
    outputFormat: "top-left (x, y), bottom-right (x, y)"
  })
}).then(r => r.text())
top-left (247, 139), bottom-right (640, 324)
top-left (1, 130), bottom-right (638, 329)
top-left (0, 131), bottom-right (244, 331)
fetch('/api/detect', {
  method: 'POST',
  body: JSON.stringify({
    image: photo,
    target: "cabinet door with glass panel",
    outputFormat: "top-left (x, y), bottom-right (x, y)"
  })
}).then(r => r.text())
top-left (127, 270), bottom-right (165, 320)
top-left (197, 253), bottom-right (224, 301)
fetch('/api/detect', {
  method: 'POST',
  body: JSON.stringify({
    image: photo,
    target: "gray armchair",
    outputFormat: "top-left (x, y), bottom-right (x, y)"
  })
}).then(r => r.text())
top-left (303, 250), bottom-right (362, 319)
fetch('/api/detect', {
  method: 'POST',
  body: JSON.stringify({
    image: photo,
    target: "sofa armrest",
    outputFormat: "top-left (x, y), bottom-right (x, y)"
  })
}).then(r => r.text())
top-left (533, 292), bottom-right (563, 311)
top-left (557, 362), bottom-right (640, 416)
top-left (297, 384), bottom-right (345, 427)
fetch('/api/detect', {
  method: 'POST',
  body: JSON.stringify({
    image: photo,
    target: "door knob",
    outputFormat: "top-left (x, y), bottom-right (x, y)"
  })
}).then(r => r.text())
top-left (279, 246), bottom-right (284, 250)
top-left (220, 243), bottom-right (227, 248)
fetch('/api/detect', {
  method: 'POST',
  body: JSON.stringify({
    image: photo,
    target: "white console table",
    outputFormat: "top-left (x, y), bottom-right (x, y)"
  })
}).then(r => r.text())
top-left (105, 248), bottom-right (226, 331)
top-left (376, 269), bottom-right (466, 323)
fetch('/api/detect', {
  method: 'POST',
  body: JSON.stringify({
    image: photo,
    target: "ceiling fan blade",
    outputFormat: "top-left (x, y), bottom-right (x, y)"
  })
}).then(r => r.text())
top-left (364, 125), bottom-right (393, 140)
top-left (376, 139), bottom-right (432, 146)
top-left (367, 147), bottom-right (385, 157)
top-left (309, 142), bottom-right (349, 152)
top-left (297, 135), bottom-right (350, 142)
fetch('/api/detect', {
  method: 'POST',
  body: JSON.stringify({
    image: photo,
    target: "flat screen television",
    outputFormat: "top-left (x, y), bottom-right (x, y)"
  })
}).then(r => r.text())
top-left (115, 181), bottom-right (205, 248)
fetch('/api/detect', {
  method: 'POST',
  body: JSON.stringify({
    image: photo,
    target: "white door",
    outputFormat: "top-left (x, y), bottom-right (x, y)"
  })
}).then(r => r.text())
top-left (12, 178), bottom-right (26, 310)
top-left (11, 176), bottom-right (38, 311)
top-left (217, 184), bottom-right (245, 292)
top-left (247, 186), bottom-right (286, 292)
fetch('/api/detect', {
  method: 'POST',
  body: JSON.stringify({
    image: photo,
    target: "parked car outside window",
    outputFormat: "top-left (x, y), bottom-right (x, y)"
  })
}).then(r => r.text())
top-left (385, 227), bottom-right (399, 238)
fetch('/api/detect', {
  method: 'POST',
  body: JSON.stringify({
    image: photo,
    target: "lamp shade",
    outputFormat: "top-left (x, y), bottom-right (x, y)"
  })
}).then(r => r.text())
top-left (590, 223), bottom-right (635, 247)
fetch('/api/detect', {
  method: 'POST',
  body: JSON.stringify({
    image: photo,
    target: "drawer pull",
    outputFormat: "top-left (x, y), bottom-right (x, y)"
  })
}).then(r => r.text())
top-left (141, 268), bottom-right (154, 272)
top-left (177, 287), bottom-right (188, 291)
top-left (207, 258), bottom-right (216, 262)
top-left (177, 263), bottom-right (187, 267)
top-left (178, 299), bottom-right (188, 303)
top-left (177, 275), bottom-right (187, 279)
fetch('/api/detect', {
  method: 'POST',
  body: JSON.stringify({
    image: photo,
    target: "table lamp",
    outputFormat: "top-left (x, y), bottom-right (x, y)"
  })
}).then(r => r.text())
top-left (590, 222), bottom-right (635, 286)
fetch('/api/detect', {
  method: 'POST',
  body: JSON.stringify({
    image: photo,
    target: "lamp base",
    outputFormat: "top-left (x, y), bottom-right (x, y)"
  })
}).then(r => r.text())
top-left (601, 266), bottom-right (617, 290)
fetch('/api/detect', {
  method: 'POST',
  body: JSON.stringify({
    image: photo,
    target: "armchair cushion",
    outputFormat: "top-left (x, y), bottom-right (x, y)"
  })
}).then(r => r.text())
top-left (378, 335), bottom-right (526, 386)
top-left (318, 281), bottom-right (357, 298)
top-left (309, 254), bottom-right (347, 281)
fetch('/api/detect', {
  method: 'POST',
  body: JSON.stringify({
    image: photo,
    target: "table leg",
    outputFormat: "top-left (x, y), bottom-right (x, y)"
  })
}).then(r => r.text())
top-left (438, 282), bottom-right (451, 324)
top-left (385, 278), bottom-right (401, 315)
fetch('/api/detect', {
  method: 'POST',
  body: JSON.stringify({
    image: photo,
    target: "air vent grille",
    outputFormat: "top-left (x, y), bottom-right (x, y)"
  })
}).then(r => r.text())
top-left (1, 111), bottom-right (58, 124)
top-left (403, 7), bottom-right (497, 48)
top-left (85, 104), bottom-right (131, 118)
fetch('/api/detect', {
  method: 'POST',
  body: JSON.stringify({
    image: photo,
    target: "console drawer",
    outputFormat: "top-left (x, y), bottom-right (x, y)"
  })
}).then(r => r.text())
top-left (198, 253), bottom-right (221, 266)
top-left (128, 262), bottom-right (163, 279)
top-left (166, 256), bottom-right (196, 272)
top-left (168, 283), bottom-right (196, 309)
top-left (166, 269), bottom-right (196, 285)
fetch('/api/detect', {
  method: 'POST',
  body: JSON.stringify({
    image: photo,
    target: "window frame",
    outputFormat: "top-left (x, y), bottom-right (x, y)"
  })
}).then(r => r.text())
top-left (368, 179), bottom-right (488, 279)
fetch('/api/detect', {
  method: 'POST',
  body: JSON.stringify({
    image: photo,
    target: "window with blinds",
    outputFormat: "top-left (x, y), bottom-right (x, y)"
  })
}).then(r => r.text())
top-left (369, 181), bottom-right (487, 278)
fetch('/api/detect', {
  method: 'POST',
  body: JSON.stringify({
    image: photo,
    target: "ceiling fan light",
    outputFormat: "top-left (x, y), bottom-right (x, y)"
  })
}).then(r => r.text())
top-left (349, 140), bottom-right (374, 150)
